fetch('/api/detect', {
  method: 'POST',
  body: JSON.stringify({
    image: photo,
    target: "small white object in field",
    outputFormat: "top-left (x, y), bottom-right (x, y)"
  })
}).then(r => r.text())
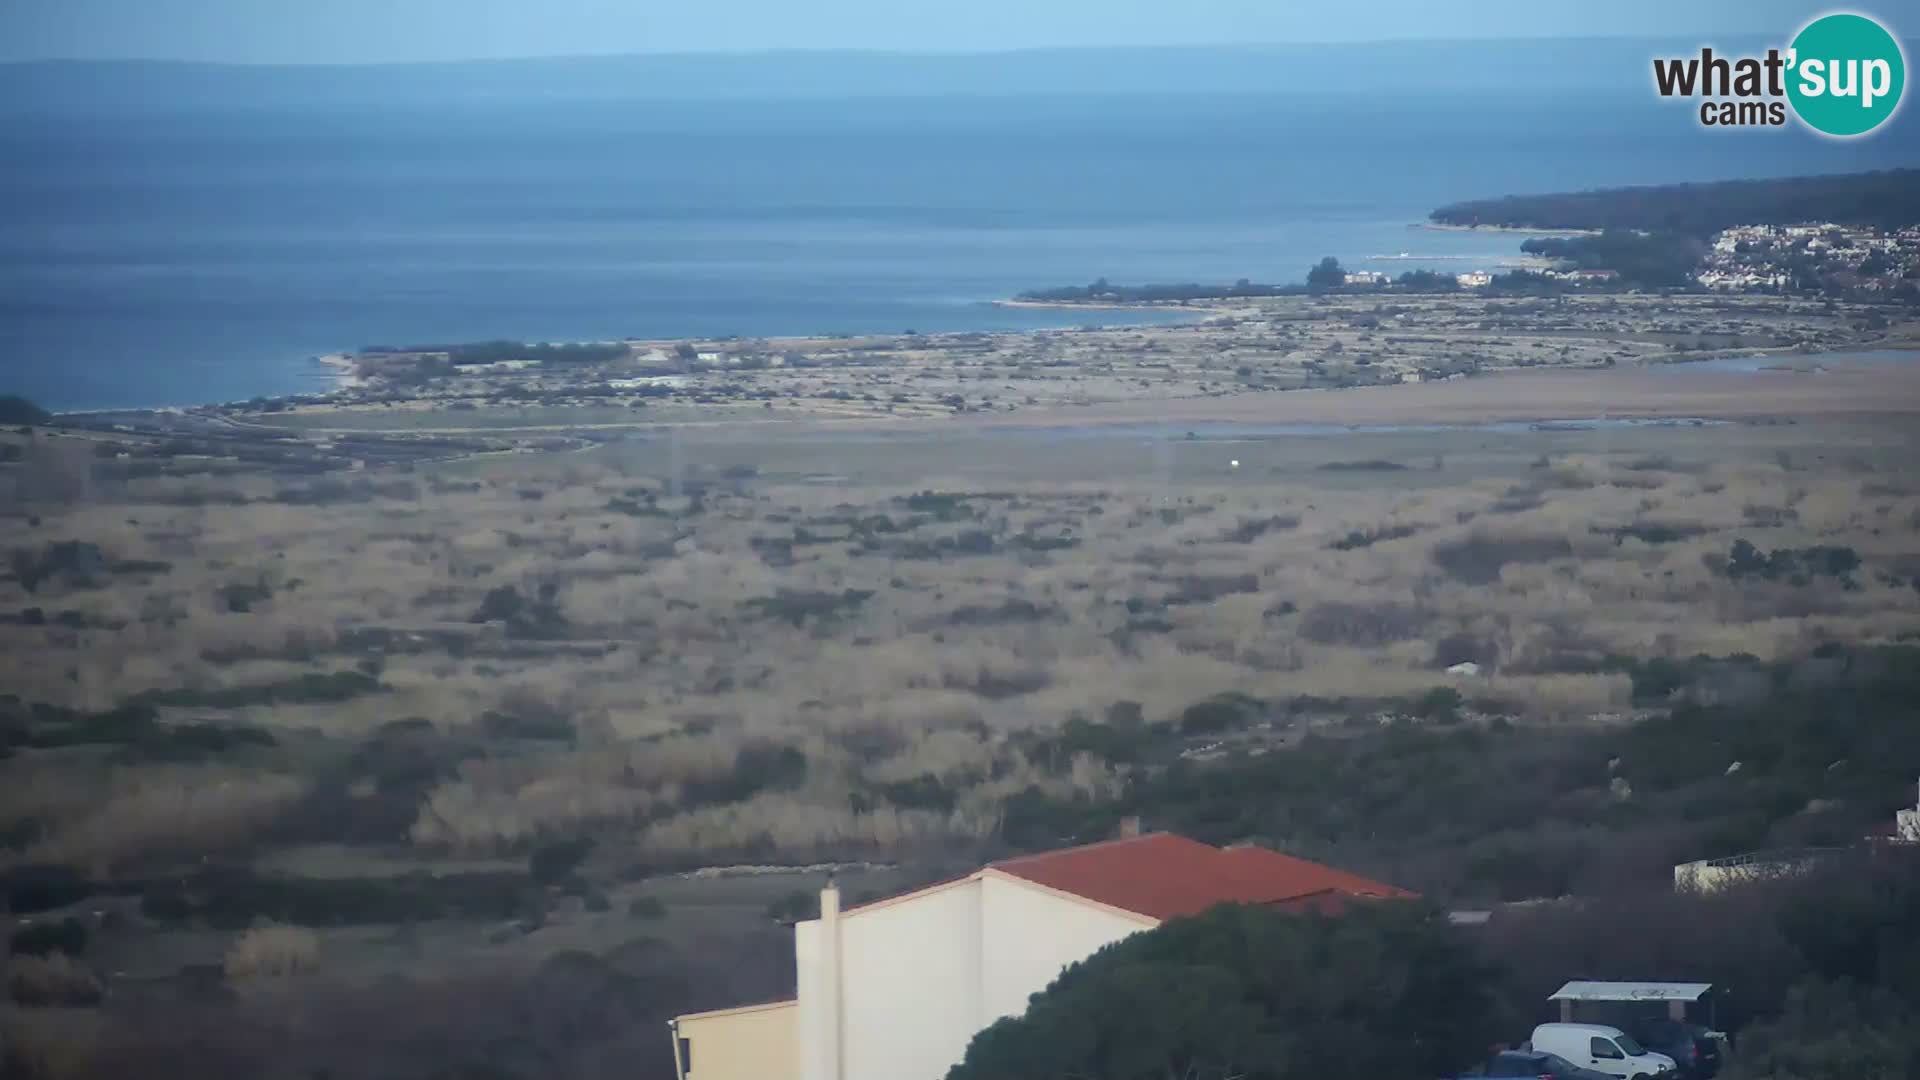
top-left (1229, 459), bottom-right (1240, 469)
top-left (1445, 661), bottom-right (1480, 677)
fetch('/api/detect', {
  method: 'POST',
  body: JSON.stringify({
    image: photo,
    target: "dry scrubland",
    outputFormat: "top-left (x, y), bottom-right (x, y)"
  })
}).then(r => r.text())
top-left (6, 418), bottom-right (1920, 876)
top-left (4, 295), bottom-right (1920, 1077)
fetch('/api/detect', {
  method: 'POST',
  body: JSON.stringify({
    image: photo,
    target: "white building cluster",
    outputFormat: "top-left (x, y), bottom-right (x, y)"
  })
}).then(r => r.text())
top-left (1696, 222), bottom-right (1920, 293)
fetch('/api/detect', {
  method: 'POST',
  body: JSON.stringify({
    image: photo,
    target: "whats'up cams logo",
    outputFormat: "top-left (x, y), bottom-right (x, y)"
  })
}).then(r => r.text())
top-left (1653, 11), bottom-right (1906, 136)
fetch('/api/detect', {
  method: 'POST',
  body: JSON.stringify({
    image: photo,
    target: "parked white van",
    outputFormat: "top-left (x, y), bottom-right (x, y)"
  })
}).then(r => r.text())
top-left (1530, 1023), bottom-right (1677, 1078)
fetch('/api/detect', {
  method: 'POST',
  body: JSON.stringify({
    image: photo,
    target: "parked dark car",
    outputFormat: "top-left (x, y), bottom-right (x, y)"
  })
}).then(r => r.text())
top-left (1628, 1019), bottom-right (1724, 1078)
top-left (1446, 1049), bottom-right (1617, 1079)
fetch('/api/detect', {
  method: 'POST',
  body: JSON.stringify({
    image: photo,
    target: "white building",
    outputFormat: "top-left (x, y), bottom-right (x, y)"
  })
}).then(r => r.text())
top-left (670, 832), bottom-right (1413, 1080)
top-left (1897, 778), bottom-right (1920, 843)
top-left (1672, 848), bottom-right (1838, 893)
top-left (1455, 271), bottom-right (1492, 288)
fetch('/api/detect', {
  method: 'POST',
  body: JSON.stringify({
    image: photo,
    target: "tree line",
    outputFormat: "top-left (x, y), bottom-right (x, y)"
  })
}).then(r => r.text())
top-left (1430, 169), bottom-right (1920, 234)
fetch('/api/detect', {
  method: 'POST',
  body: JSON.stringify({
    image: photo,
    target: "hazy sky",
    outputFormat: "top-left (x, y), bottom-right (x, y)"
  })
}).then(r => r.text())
top-left (0, 0), bottom-right (1882, 64)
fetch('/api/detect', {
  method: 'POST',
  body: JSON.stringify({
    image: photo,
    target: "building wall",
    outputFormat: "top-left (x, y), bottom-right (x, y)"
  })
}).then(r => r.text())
top-left (799, 880), bottom-right (983, 1080)
top-left (843, 880), bottom-right (982, 1080)
top-left (796, 875), bottom-right (1155, 1080)
top-left (679, 1001), bottom-right (797, 1080)
top-left (1674, 854), bottom-right (1819, 892)
top-left (795, 920), bottom-right (827, 1080)
top-left (978, 873), bottom-right (1152, 1024)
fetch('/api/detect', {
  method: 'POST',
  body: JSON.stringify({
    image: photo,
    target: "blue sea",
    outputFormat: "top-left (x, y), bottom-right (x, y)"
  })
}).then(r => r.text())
top-left (2, 93), bottom-right (1915, 412)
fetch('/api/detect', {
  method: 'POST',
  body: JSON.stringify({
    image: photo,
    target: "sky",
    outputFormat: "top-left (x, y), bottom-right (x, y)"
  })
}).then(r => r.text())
top-left (0, 0), bottom-right (1884, 64)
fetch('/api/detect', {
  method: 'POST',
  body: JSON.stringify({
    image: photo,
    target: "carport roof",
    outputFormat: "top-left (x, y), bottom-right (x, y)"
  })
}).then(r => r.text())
top-left (1549, 981), bottom-right (1713, 1003)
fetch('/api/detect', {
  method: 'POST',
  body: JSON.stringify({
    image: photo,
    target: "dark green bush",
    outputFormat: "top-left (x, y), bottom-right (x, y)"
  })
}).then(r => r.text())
top-left (1328, 524), bottom-right (1420, 551)
top-left (9, 917), bottom-right (88, 957)
top-left (1431, 533), bottom-right (1572, 584)
top-left (1725, 979), bottom-right (1920, 1080)
top-left (1, 864), bottom-right (92, 915)
top-left (140, 869), bottom-right (530, 928)
top-left (991, 646), bottom-right (1920, 902)
top-left (672, 741), bottom-right (811, 810)
top-left (1049, 709), bottom-right (1156, 765)
top-left (129, 670), bottom-right (382, 709)
top-left (530, 838), bottom-right (593, 888)
top-left (1179, 694), bottom-right (1263, 735)
top-left (1409, 686), bottom-right (1465, 722)
top-left (1725, 538), bottom-right (1862, 585)
top-left (1317, 459), bottom-right (1409, 472)
top-left (947, 903), bottom-right (1493, 1080)
top-left (875, 774), bottom-right (957, 812)
top-left (742, 588), bottom-right (873, 627)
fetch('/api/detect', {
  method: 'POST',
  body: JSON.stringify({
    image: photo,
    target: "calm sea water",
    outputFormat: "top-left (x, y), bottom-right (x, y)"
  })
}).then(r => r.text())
top-left (2, 94), bottom-right (1915, 412)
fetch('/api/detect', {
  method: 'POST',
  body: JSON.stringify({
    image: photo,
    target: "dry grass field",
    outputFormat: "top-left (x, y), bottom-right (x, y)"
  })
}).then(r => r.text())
top-left (6, 409), bottom-right (1919, 872)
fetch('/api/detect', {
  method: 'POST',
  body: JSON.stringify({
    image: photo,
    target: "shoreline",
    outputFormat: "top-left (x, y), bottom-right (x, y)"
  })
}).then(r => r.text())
top-left (63, 343), bottom-right (1920, 432)
top-left (45, 296), bottom-right (1920, 424)
top-left (991, 298), bottom-right (1221, 313)
top-left (312, 352), bottom-right (365, 392)
top-left (1414, 222), bottom-right (1603, 236)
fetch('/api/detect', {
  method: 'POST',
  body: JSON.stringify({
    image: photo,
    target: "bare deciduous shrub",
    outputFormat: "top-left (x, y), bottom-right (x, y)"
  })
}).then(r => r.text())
top-left (21, 769), bottom-right (307, 875)
top-left (0, 1006), bottom-right (99, 1079)
top-left (223, 925), bottom-right (320, 979)
top-left (407, 732), bottom-right (761, 852)
top-left (865, 728), bottom-right (998, 784)
top-left (4, 953), bottom-right (103, 1007)
top-left (410, 770), bottom-right (660, 854)
top-left (1483, 672), bottom-right (1633, 719)
top-left (639, 793), bottom-right (994, 859)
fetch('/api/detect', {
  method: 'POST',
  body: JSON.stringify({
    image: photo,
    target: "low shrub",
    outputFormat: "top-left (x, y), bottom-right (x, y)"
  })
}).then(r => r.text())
top-left (763, 890), bottom-right (813, 923)
top-left (223, 925), bottom-right (320, 979)
top-left (1178, 693), bottom-right (1263, 735)
top-left (0, 1006), bottom-right (99, 1079)
top-left (9, 918), bottom-right (87, 958)
top-left (1221, 515), bottom-right (1301, 543)
top-left (1725, 539), bottom-right (1861, 586)
top-left (1409, 686), bottom-right (1465, 723)
top-left (141, 868), bottom-right (530, 928)
top-left (742, 589), bottom-right (873, 627)
top-left (683, 743), bottom-right (809, 807)
top-left (529, 837), bottom-right (593, 887)
top-left (1329, 524), bottom-right (1420, 551)
top-left (5, 954), bottom-right (103, 1007)
top-left (26, 771), bottom-right (306, 874)
top-left (128, 671), bottom-right (382, 709)
top-left (1431, 532), bottom-right (1572, 584)
top-left (1317, 458), bottom-right (1409, 471)
top-left (1, 865), bottom-right (92, 915)
top-left (1046, 709), bottom-right (1157, 766)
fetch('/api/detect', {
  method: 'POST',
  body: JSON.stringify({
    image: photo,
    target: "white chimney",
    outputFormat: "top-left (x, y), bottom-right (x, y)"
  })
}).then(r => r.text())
top-left (819, 879), bottom-right (843, 1080)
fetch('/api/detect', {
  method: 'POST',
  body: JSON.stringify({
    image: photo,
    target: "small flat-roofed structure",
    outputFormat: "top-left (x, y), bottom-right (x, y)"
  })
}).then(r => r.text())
top-left (1549, 981), bottom-right (1713, 1022)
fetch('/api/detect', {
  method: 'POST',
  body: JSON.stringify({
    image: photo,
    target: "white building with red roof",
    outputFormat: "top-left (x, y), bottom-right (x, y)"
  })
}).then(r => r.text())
top-left (669, 831), bottom-right (1411, 1080)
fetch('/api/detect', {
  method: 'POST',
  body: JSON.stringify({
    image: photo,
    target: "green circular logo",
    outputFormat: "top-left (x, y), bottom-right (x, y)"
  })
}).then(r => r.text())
top-left (1787, 13), bottom-right (1906, 137)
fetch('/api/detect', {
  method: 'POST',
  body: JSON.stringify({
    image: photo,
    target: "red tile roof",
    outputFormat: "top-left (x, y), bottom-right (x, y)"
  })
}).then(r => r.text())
top-left (988, 832), bottom-right (1415, 921)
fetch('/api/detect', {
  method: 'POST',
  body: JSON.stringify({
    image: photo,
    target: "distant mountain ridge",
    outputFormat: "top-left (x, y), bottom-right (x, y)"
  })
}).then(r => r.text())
top-left (0, 37), bottom-right (1813, 110)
